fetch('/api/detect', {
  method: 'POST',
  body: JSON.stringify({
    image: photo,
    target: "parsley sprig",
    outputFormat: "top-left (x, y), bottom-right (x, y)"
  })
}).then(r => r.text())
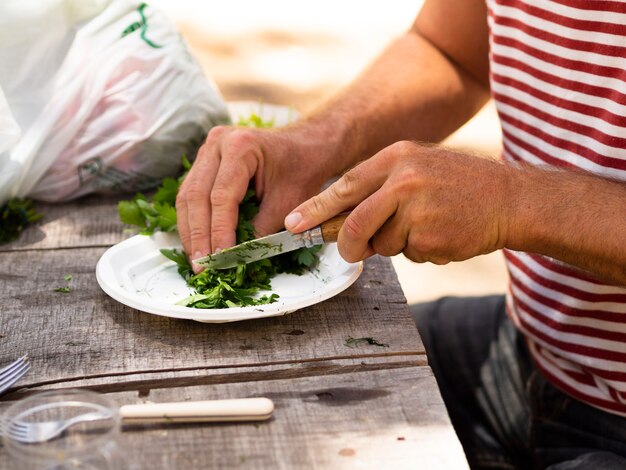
top-left (117, 156), bottom-right (190, 235)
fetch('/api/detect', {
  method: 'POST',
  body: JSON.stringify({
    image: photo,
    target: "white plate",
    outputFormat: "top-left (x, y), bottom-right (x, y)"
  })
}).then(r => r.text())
top-left (96, 233), bottom-right (363, 323)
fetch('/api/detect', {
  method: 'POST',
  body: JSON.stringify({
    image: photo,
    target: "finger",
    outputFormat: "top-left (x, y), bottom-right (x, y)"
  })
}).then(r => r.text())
top-left (337, 186), bottom-right (398, 262)
top-left (209, 138), bottom-right (259, 251)
top-left (176, 141), bottom-right (218, 270)
top-left (284, 158), bottom-right (388, 233)
top-left (253, 195), bottom-right (295, 237)
top-left (175, 187), bottom-right (192, 258)
top-left (370, 205), bottom-right (409, 258)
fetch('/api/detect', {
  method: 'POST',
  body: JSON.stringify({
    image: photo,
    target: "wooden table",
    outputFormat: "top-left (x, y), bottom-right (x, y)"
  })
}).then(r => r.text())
top-left (0, 195), bottom-right (468, 469)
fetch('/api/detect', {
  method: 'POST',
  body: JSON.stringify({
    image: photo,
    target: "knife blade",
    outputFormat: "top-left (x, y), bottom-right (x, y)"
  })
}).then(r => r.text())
top-left (193, 213), bottom-right (348, 270)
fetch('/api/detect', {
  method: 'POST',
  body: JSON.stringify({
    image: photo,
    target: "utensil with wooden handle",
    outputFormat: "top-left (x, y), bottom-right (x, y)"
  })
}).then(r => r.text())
top-left (193, 213), bottom-right (349, 270)
top-left (5, 397), bottom-right (274, 444)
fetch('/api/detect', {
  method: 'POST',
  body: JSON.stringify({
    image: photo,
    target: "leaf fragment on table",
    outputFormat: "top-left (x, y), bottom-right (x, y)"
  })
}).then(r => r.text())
top-left (345, 336), bottom-right (389, 348)
top-left (0, 198), bottom-right (43, 244)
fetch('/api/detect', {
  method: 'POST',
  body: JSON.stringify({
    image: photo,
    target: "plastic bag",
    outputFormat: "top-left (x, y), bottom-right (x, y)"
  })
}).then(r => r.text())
top-left (0, 0), bottom-right (230, 204)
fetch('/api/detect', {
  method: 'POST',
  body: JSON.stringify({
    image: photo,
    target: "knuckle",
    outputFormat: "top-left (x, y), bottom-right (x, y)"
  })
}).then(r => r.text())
top-left (337, 170), bottom-right (359, 195)
top-left (392, 140), bottom-right (417, 154)
top-left (189, 226), bottom-right (207, 243)
top-left (342, 215), bottom-right (365, 241)
top-left (393, 166), bottom-right (422, 191)
top-left (382, 140), bottom-right (414, 164)
top-left (175, 191), bottom-right (187, 208)
top-left (413, 235), bottom-right (439, 254)
top-left (306, 195), bottom-right (330, 217)
top-left (227, 129), bottom-right (257, 152)
top-left (183, 182), bottom-right (209, 202)
top-left (405, 232), bottom-right (449, 263)
top-left (371, 235), bottom-right (401, 257)
top-left (206, 125), bottom-right (227, 141)
top-left (209, 187), bottom-right (230, 207)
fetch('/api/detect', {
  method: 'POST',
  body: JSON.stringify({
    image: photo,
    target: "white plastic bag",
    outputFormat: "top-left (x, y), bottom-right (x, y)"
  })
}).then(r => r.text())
top-left (0, 0), bottom-right (230, 204)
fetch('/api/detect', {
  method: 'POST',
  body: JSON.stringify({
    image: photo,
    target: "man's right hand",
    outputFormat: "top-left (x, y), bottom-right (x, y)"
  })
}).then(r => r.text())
top-left (175, 123), bottom-right (333, 273)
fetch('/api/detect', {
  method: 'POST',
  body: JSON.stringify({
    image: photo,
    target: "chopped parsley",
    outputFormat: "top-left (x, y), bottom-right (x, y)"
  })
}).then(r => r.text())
top-left (159, 188), bottom-right (320, 309)
top-left (117, 156), bottom-right (191, 235)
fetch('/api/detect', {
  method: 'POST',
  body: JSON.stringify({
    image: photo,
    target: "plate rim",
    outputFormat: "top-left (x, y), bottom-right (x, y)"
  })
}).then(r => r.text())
top-left (96, 234), bottom-right (363, 323)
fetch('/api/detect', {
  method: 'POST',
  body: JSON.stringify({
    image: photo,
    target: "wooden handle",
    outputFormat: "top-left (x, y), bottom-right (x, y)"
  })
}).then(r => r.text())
top-left (320, 213), bottom-right (349, 243)
top-left (119, 398), bottom-right (274, 423)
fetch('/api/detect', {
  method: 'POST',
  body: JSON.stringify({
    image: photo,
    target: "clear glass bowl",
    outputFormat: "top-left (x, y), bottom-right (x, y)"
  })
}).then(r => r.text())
top-left (2, 389), bottom-right (122, 469)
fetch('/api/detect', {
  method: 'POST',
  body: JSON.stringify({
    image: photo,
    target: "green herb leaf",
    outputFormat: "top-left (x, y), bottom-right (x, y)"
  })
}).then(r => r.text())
top-left (118, 200), bottom-right (146, 227)
top-left (54, 286), bottom-right (71, 294)
top-left (0, 198), bottom-right (43, 244)
top-left (236, 113), bottom-right (275, 128)
top-left (152, 177), bottom-right (179, 204)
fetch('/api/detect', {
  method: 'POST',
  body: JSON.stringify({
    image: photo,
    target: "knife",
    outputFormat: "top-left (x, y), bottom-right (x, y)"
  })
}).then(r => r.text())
top-left (193, 213), bottom-right (349, 270)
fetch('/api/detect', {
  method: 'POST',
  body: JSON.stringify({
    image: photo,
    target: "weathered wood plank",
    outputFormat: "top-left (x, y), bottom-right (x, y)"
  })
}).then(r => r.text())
top-left (0, 367), bottom-right (468, 469)
top-left (5, 356), bottom-right (427, 397)
top-left (1, 194), bottom-right (130, 251)
top-left (0, 247), bottom-right (421, 393)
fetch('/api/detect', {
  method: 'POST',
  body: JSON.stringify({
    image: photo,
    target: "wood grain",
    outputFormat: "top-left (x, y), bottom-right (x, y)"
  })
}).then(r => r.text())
top-left (320, 213), bottom-right (349, 243)
top-left (0, 194), bottom-right (130, 251)
top-left (0, 368), bottom-right (468, 470)
top-left (0, 247), bottom-right (422, 395)
top-left (0, 196), bottom-right (467, 469)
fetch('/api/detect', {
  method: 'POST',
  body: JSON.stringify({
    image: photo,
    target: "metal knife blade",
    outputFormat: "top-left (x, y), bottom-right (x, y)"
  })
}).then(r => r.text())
top-left (192, 213), bottom-right (348, 270)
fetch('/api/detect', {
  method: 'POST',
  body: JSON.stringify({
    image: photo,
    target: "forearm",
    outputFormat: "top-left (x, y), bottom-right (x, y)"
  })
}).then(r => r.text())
top-left (505, 166), bottom-right (626, 286)
top-left (290, 25), bottom-right (490, 176)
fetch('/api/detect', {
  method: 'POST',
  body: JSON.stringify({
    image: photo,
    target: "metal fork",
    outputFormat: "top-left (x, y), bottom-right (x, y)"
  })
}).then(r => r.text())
top-left (0, 355), bottom-right (30, 396)
top-left (6, 410), bottom-right (113, 444)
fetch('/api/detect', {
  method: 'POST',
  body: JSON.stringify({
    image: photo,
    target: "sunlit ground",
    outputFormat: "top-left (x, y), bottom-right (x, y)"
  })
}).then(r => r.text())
top-left (152, 0), bottom-right (508, 304)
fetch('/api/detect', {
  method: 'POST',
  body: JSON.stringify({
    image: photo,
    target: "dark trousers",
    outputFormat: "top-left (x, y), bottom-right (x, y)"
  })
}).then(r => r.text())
top-left (412, 295), bottom-right (626, 470)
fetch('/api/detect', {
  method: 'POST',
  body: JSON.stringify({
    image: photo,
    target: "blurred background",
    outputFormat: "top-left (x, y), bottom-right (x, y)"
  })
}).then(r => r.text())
top-left (151, 0), bottom-right (508, 304)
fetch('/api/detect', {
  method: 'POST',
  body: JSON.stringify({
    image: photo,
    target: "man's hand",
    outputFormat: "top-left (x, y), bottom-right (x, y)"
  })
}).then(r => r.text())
top-left (176, 124), bottom-right (332, 272)
top-left (284, 141), bottom-right (511, 264)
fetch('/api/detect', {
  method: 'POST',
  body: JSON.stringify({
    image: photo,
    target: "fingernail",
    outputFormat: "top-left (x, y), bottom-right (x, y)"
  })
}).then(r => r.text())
top-left (284, 212), bottom-right (302, 230)
top-left (192, 251), bottom-right (204, 274)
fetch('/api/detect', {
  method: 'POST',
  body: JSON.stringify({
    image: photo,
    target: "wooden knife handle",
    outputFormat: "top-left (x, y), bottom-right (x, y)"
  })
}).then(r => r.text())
top-left (320, 213), bottom-right (349, 243)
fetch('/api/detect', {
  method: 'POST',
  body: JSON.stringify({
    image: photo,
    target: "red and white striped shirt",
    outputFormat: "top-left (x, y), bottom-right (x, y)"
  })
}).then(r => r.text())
top-left (487, 0), bottom-right (626, 416)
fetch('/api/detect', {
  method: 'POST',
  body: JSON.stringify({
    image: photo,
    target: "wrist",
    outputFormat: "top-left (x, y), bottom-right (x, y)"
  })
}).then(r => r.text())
top-left (502, 165), bottom-right (585, 254)
top-left (501, 163), bottom-right (543, 253)
top-left (284, 115), bottom-right (356, 178)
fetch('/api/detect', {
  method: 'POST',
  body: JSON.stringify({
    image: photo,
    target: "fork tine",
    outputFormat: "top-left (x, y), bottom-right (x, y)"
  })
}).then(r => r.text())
top-left (8, 424), bottom-right (28, 439)
top-left (0, 355), bottom-right (28, 377)
top-left (0, 363), bottom-right (30, 393)
top-left (0, 360), bottom-right (31, 394)
top-left (0, 359), bottom-right (30, 383)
